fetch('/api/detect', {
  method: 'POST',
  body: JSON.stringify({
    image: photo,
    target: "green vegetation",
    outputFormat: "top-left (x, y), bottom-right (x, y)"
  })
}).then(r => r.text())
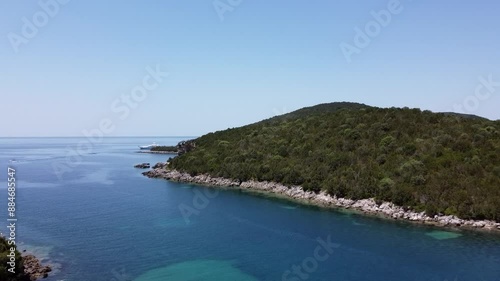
top-left (0, 236), bottom-right (29, 281)
top-left (151, 146), bottom-right (178, 152)
top-left (170, 102), bottom-right (500, 221)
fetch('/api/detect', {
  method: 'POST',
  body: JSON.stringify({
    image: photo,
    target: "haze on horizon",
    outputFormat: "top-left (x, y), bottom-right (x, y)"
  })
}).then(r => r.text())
top-left (1, 0), bottom-right (499, 137)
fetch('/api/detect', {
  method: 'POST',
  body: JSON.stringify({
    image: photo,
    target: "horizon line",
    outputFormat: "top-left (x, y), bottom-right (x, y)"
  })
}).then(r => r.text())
top-left (0, 136), bottom-right (200, 139)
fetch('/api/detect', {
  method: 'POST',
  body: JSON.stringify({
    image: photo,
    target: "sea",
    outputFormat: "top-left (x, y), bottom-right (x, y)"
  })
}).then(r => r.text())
top-left (0, 137), bottom-right (499, 281)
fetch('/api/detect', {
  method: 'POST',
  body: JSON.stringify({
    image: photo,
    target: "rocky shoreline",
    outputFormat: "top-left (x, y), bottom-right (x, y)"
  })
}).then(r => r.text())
top-left (143, 166), bottom-right (500, 232)
top-left (136, 151), bottom-right (178, 155)
top-left (22, 253), bottom-right (52, 280)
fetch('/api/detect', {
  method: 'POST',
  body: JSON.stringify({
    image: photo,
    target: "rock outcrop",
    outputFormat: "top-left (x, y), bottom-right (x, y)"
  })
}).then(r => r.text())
top-left (23, 254), bottom-right (52, 280)
top-left (143, 167), bottom-right (500, 232)
top-left (134, 163), bottom-right (151, 169)
top-left (152, 162), bottom-right (168, 169)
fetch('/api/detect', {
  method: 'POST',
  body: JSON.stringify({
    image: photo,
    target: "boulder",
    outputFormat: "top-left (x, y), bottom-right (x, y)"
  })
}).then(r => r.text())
top-left (472, 221), bottom-right (486, 228)
top-left (152, 162), bottom-right (167, 169)
top-left (134, 163), bottom-right (151, 169)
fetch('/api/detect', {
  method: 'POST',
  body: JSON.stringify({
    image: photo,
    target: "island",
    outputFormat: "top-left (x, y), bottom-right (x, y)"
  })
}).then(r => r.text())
top-left (143, 102), bottom-right (500, 231)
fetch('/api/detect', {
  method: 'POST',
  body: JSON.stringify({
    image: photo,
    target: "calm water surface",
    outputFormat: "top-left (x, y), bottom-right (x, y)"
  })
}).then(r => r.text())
top-left (0, 137), bottom-right (499, 281)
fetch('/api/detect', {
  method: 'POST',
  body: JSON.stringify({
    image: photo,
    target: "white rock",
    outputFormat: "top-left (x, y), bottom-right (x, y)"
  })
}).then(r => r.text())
top-left (143, 167), bottom-right (500, 232)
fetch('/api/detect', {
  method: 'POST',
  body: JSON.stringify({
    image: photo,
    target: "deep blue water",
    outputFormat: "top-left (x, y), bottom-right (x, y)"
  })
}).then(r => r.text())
top-left (1, 137), bottom-right (499, 281)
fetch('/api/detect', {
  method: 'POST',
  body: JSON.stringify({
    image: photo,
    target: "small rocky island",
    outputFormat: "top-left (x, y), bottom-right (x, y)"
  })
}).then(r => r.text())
top-left (134, 163), bottom-right (151, 169)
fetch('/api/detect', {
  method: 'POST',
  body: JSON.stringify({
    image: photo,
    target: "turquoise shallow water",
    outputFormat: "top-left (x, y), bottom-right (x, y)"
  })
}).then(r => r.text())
top-left (134, 260), bottom-right (259, 281)
top-left (1, 137), bottom-right (500, 281)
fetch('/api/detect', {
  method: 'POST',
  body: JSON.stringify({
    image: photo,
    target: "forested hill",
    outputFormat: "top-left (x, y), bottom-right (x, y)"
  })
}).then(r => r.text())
top-left (170, 102), bottom-right (500, 221)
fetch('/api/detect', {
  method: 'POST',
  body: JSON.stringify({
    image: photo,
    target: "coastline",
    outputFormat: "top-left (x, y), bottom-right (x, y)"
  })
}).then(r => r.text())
top-left (0, 236), bottom-right (52, 281)
top-left (143, 166), bottom-right (500, 233)
top-left (136, 151), bottom-right (178, 155)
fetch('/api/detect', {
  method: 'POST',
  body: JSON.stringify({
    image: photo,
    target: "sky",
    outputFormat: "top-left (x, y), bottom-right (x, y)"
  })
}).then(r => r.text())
top-left (1, 0), bottom-right (499, 137)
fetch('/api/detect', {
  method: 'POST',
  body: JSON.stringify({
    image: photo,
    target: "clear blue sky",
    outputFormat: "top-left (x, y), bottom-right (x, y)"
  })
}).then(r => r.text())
top-left (1, 0), bottom-right (499, 137)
